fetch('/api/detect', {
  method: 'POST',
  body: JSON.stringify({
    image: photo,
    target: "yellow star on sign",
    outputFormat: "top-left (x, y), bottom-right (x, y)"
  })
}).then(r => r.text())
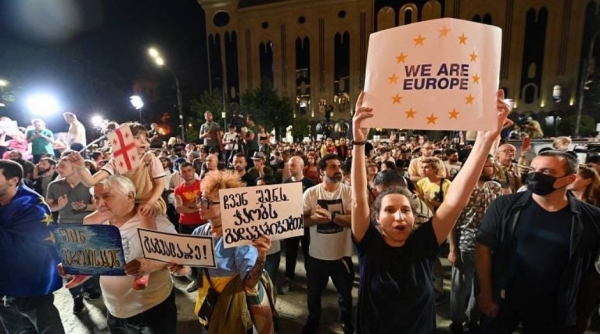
top-left (389, 74), bottom-right (399, 84)
top-left (405, 108), bottom-right (417, 119)
top-left (392, 94), bottom-right (403, 104)
top-left (472, 74), bottom-right (480, 84)
top-left (426, 114), bottom-right (438, 124)
top-left (469, 51), bottom-right (478, 62)
top-left (448, 108), bottom-right (460, 120)
top-left (465, 94), bottom-right (475, 105)
top-left (458, 33), bottom-right (468, 45)
top-left (413, 34), bottom-right (426, 46)
top-left (438, 25), bottom-right (451, 37)
top-left (396, 52), bottom-right (407, 63)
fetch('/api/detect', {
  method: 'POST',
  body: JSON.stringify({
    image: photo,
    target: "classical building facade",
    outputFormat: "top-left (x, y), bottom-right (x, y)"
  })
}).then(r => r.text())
top-left (197, 0), bottom-right (600, 137)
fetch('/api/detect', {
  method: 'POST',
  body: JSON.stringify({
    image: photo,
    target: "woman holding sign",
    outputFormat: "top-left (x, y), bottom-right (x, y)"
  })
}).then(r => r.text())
top-left (350, 90), bottom-right (509, 333)
top-left (170, 170), bottom-right (275, 334)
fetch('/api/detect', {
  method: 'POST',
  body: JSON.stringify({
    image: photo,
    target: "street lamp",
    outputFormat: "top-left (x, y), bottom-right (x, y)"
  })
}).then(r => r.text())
top-left (148, 47), bottom-right (184, 140)
top-left (130, 95), bottom-right (144, 122)
top-left (26, 94), bottom-right (60, 115)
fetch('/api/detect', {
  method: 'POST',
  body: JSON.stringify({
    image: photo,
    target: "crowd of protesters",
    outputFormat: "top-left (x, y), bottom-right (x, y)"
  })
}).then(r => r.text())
top-left (1, 94), bottom-right (600, 334)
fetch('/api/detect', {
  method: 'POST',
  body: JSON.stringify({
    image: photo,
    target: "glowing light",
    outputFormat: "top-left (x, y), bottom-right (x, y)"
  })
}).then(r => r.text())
top-left (130, 96), bottom-right (144, 110)
top-left (26, 94), bottom-right (60, 115)
top-left (148, 48), bottom-right (159, 58)
top-left (0, 80), bottom-right (8, 87)
top-left (155, 57), bottom-right (165, 66)
top-left (91, 115), bottom-right (103, 127)
top-left (569, 98), bottom-right (575, 106)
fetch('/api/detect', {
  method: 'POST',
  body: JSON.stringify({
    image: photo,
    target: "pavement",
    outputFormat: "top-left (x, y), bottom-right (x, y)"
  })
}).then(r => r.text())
top-left (2, 256), bottom-right (600, 334)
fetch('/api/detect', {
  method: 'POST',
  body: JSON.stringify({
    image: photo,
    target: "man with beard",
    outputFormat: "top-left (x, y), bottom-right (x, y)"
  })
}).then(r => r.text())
top-left (232, 153), bottom-right (256, 186)
top-left (445, 148), bottom-right (463, 181)
top-left (408, 141), bottom-right (449, 182)
top-left (302, 154), bottom-right (354, 334)
top-left (32, 157), bottom-right (58, 198)
top-left (198, 111), bottom-right (222, 155)
top-left (447, 156), bottom-right (502, 334)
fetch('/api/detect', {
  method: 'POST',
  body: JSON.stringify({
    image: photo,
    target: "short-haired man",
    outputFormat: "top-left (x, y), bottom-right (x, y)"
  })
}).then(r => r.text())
top-left (27, 118), bottom-right (55, 163)
top-left (494, 143), bottom-right (521, 193)
top-left (198, 111), bottom-right (222, 155)
top-left (94, 175), bottom-right (177, 333)
top-left (46, 157), bottom-right (99, 313)
top-left (0, 160), bottom-right (65, 333)
top-left (281, 156), bottom-right (315, 294)
top-left (174, 162), bottom-right (205, 292)
top-left (63, 112), bottom-right (87, 147)
top-left (476, 151), bottom-right (600, 333)
top-left (33, 157), bottom-right (58, 198)
top-left (302, 154), bottom-right (354, 333)
top-left (408, 141), bottom-right (449, 182)
top-left (233, 153), bottom-right (256, 186)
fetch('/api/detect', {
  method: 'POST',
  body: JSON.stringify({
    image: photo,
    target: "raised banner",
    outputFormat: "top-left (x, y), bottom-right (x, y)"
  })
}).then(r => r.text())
top-left (363, 18), bottom-right (502, 131)
top-left (138, 229), bottom-right (216, 267)
top-left (107, 124), bottom-right (140, 174)
top-left (219, 182), bottom-right (304, 248)
top-left (50, 225), bottom-right (126, 276)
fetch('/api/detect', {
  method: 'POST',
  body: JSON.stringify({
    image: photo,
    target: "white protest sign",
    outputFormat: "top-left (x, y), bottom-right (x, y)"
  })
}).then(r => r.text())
top-left (219, 182), bottom-right (304, 248)
top-left (363, 18), bottom-right (502, 131)
top-left (138, 229), bottom-right (216, 267)
top-left (0, 120), bottom-right (18, 133)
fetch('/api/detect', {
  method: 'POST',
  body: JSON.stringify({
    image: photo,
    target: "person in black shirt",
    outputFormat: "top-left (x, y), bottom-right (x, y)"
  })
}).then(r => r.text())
top-left (350, 91), bottom-right (509, 333)
top-left (232, 153), bottom-right (256, 187)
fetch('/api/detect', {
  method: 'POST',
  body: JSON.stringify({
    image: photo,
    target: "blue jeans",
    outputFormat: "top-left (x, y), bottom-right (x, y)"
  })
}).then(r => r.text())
top-left (106, 288), bottom-right (177, 334)
top-left (265, 251), bottom-right (281, 285)
top-left (0, 293), bottom-right (65, 334)
top-left (68, 276), bottom-right (98, 298)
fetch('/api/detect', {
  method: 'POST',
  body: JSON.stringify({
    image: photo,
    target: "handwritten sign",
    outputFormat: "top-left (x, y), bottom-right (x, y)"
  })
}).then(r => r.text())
top-left (363, 18), bottom-right (502, 131)
top-left (50, 225), bottom-right (126, 276)
top-left (219, 182), bottom-right (304, 248)
top-left (138, 229), bottom-right (216, 267)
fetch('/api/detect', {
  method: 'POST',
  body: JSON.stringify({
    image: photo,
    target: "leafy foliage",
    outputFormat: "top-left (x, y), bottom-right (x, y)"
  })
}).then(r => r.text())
top-left (240, 84), bottom-right (293, 140)
top-left (557, 114), bottom-right (596, 137)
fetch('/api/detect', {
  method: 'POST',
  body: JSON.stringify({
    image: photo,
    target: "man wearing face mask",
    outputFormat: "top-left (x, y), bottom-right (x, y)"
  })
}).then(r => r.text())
top-left (475, 151), bottom-right (600, 334)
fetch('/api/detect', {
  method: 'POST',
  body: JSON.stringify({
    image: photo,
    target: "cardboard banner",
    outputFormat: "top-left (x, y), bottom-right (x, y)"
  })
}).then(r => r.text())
top-left (0, 120), bottom-right (18, 133)
top-left (363, 18), bottom-right (502, 131)
top-left (50, 225), bottom-right (126, 276)
top-left (219, 182), bottom-right (304, 248)
top-left (138, 229), bottom-right (216, 267)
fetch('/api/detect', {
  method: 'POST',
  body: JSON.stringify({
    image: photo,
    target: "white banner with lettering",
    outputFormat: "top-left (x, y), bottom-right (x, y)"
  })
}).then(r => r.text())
top-left (219, 182), bottom-right (304, 248)
top-left (138, 229), bottom-right (216, 267)
top-left (363, 18), bottom-right (502, 131)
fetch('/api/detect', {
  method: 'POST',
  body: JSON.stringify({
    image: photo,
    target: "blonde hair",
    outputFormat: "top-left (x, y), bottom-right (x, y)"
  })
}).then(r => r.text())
top-left (201, 170), bottom-right (242, 195)
top-left (421, 157), bottom-right (443, 173)
top-left (552, 136), bottom-right (572, 150)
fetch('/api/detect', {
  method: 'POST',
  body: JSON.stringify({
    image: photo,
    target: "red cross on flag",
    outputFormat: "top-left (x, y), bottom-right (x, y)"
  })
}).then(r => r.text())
top-left (107, 124), bottom-right (140, 174)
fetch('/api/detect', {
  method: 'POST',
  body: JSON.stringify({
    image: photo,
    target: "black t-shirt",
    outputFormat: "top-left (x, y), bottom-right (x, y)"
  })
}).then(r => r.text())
top-left (240, 172), bottom-right (257, 187)
top-left (284, 177), bottom-right (315, 193)
top-left (507, 200), bottom-right (571, 309)
top-left (354, 220), bottom-right (440, 334)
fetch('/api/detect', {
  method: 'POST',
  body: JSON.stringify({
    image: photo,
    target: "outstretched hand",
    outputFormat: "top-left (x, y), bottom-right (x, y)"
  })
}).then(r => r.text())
top-left (480, 90), bottom-right (511, 142)
top-left (65, 151), bottom-right (86, 169)
top-left (352, 92), bottom-right (374, 143)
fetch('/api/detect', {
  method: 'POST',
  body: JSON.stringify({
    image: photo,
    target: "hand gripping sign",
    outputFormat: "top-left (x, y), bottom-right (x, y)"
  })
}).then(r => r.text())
top-left (362, 18), bottom-right (502, 131)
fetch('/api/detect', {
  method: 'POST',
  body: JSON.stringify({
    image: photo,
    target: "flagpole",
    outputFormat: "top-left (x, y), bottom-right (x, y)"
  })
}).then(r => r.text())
top-left (79, 135), bottom-right (106, 154)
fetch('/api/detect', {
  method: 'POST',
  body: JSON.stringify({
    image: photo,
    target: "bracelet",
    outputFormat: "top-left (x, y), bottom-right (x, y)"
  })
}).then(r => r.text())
top-left (352, 140), bottom-right (366, 146)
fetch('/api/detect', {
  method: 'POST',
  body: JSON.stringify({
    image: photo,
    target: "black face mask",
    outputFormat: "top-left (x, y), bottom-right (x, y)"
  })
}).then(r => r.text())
top-left (526, 172), bottom-right (564, 196)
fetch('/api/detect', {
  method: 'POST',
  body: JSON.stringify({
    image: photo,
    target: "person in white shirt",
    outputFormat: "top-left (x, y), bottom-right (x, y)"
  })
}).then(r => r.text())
top-left (92, 175), bottom-right (177, 333)
top-left (63, 112), bottom-right (86, 146)
top-left (302, 153), bottom-right (354, 334)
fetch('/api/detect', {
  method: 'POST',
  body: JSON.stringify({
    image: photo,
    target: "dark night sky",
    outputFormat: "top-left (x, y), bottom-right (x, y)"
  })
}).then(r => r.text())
top-left (0, 0), bottom-right (208, 133)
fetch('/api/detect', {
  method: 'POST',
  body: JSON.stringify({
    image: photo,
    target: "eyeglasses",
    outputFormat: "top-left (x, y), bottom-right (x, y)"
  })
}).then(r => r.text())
top-left (196, 196), bottom-right (220, 209)
top-left (498, 150), bottom-right (516, 154)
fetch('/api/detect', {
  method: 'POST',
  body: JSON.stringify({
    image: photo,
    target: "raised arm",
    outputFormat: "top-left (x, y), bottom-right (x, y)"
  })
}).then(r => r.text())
top-left (351, 92), bottom-right (374, 243)
top-left (431, 90), bottom-right (510, 245)
top-left (67, 152), bottom-right (109, 187)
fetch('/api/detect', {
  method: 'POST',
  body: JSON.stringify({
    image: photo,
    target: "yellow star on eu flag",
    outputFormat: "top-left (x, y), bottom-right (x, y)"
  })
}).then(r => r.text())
top-left (396, 52), bottom-right (407, 63)
top-left (438, 25), bottom-right (451, 37)
top-left (405, 108), bottom-right (417, 119)
top-left (472, 74), bottom-right (481, 84)
top-left (458, 33), bottom-right (468, 45)
top-left (469, 51), bottom-right (478, 62)
top-left (426, 114), bottom-right (438, 124)
top-left (392, 94), bottom-right (403, 104)
top-left (413, 34), bottom-right (426, 46)
top-left (448, 109), bottom-right (460, 120)
top-left (465, 94), bottom-right (475, 105)
top-left (41, 213), bottom-right (54, 225)
top-left (389, 74), bottom-right (399, 84)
